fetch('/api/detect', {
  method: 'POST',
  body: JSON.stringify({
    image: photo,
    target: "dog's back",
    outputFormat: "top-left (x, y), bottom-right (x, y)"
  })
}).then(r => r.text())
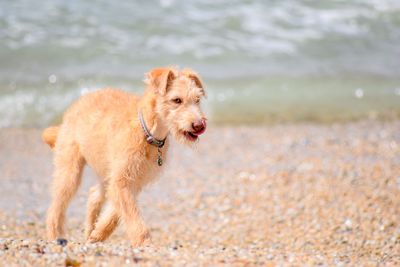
top-left (43, 88), bottom-right (141, 176)
top-left (43, 89), bottom-right (137, 145)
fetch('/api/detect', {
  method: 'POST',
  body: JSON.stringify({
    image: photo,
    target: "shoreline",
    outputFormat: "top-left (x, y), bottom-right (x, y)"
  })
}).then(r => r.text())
top-left (1, 120), bottom-right (399, 265)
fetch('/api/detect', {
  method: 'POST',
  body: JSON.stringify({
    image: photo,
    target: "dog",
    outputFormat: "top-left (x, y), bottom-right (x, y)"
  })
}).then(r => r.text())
top-left (42, 67), bottom-right (207, 246)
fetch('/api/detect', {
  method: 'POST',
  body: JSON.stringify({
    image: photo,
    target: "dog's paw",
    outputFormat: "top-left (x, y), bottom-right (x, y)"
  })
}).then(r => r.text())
top-left (130, 230), bottom-right (151, 247)
top-left (84, 228), bottom-right (94, 241)
top-left (87, 234), bottom-right (102, 244)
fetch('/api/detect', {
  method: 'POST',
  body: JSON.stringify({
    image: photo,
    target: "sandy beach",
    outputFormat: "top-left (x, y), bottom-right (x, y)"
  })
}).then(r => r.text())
top-left (0, 120), bottom-right (399, 266)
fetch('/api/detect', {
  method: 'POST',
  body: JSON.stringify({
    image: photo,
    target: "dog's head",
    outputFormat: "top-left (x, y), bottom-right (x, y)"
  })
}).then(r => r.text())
top-left (145, 67), bottom-right (207, 145)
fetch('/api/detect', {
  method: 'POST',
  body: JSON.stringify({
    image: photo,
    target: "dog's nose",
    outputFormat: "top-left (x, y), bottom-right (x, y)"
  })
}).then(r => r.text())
top-left (192, 119), bottom-right (206, 133)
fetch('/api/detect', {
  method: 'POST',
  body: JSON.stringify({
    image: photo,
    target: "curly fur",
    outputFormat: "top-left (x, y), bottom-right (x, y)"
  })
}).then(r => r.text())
top-left (44, 67), bottom-right (206, 246)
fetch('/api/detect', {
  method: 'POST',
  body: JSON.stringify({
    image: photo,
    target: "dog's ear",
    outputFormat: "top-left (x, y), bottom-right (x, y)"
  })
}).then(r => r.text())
top-left (145, 67), bottom-right (176, 95)
top-left (182, 69), bottom-right (206, 97)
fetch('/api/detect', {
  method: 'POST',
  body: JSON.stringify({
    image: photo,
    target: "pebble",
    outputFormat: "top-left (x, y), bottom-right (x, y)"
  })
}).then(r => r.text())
top-left (0, 122), bottom-right (399, 265)
top-left (56, 238), bottom-right (68, 247)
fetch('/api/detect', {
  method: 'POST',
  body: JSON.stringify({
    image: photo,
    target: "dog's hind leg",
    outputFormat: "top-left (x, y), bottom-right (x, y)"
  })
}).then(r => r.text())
top-left (46, 141), bottom-right (85, 240)
top-left (84, 184), bottom-right (105, 239)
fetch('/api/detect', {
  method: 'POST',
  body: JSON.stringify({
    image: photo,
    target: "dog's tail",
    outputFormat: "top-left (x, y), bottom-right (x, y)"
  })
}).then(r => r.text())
top-left (42, 126), bottom-right (59, 149)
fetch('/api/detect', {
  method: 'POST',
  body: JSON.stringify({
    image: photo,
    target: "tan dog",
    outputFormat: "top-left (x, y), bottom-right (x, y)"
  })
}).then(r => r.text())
top-left (42, 67), bottom-right (207, 246)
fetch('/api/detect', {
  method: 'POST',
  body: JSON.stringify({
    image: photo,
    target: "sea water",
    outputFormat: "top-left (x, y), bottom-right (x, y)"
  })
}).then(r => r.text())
top-left (0, 0), bottom-right (399, 127)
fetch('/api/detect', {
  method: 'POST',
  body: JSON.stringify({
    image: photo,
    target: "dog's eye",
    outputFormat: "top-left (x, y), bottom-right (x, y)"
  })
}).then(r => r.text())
top-left (195, 98), bottom-right (200, 104)
top-left (172, 98), bottom-right (182, 104)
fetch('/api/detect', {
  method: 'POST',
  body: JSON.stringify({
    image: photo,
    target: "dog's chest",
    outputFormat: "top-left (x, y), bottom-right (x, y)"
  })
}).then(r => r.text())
top-left (130, 144), bottom-right (169, 188)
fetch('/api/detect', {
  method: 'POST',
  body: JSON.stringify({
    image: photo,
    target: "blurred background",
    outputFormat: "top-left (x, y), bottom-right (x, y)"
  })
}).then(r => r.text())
top-left (0, 0), bottom-right (399, 127)
top-left (1, 2), bottom-right (400, 265)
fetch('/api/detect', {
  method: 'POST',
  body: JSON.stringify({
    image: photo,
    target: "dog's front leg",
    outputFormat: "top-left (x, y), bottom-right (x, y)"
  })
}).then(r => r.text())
top-left (108, 172), bottom-right (149, 247)
top-left (87, 204), bottom-right (119, 243)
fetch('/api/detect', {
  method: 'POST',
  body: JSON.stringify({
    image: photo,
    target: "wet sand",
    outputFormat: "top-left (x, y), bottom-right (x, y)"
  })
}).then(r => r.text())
top-left (0, 121), bottom-right (399, 266)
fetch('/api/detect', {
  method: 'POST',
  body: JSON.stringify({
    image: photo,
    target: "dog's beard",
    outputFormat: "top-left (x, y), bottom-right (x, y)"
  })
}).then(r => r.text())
top-left (169, 126), bottom-right (199, 147)
top-left (161, 111), bottom-right (204, 147)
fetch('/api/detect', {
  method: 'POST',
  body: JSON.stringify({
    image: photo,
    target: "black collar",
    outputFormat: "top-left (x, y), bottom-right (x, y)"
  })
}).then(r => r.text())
top-left (138, 110), bottom-right (167, 148)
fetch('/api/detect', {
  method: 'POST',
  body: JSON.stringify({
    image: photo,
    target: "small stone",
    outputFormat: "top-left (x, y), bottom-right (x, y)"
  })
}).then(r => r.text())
top-left (65, 257), bottom-right (81, 267)
top-left (0, 243), bottom-right (8, 251)
top-left (133, 257), bottom-right (143, 263)
top-left (56, 238), bottom-right (68, 247)
top-left (344, 218), bottom-right (352, 229)
top-left (35, 246), bottom-right (45, 254)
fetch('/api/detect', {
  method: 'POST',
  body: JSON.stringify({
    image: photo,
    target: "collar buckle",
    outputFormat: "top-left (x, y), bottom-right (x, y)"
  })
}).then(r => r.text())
top-left (146, 136), bottom-right (165, 148)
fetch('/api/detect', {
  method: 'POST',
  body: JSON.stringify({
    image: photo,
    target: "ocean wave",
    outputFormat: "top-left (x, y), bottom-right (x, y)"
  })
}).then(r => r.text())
top-left (0, 0), bottom-right (400, 126)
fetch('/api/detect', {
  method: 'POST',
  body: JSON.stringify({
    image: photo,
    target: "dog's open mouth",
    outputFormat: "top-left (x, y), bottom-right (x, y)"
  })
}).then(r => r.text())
top-left (184, 131), bottom-right (199, 141)
top-left (182, 119), bottom-right (207, 142)
top-left (183, 127), bottom-right (206, 142)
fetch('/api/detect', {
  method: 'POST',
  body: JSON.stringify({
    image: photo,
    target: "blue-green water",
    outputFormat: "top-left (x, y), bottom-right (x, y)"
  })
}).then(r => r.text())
top-left (0, 0), bottom-right (399, 127)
